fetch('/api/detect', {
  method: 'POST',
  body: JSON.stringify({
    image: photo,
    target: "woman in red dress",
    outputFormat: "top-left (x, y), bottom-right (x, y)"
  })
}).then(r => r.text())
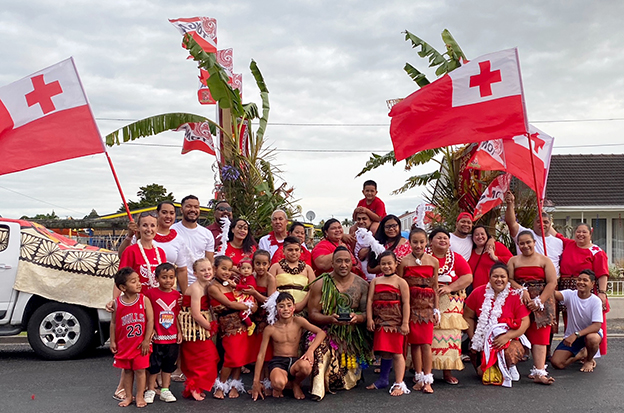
top-left (508, 231), bottom-right (557, 384)
top-left (367, 215), bottom-right (411, 276)
top-left (468, 225), bottom-right (513, 290)
top-left (552, 223), bottom-right (609, 355)
top-left (207, 256), bottom-right (258, 399)
top-left (398, 228), bottom-right (439, 393)
top-left (224, 218), bottom-right (257, 270)
top-left (312, 218), bottom-right (359, 276)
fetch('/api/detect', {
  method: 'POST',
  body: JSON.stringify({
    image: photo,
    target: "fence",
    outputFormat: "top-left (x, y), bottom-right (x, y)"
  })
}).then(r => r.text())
top-left (607, 280), bottom-right (624, 296)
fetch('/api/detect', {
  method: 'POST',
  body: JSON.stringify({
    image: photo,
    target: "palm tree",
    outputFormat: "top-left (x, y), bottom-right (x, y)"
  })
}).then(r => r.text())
top-left (105, 34), bottom-right (298, 237)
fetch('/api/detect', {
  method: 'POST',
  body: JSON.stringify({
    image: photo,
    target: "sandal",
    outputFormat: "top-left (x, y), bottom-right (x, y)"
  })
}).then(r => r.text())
top-left (171, 373), bottom-right (186, 382)
top-left (113, 389), bottom-right (125, 401)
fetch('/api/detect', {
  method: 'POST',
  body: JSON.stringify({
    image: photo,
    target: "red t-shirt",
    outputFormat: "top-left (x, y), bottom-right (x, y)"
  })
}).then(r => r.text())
top-left (114, 294), bottom-right (147, 360)
top-left (144, 288), bottom-right (181, 344)
top-left (468, 242), bottom-right (513, 289)
top-left (225, 243), bottom-right (257, 267)
top-left (357, 197), bottom-right (387, 219)
top-left (311, 239), bottom-right (360, 276)
top-left (434, 251), bottom-right (471, 284)
top-left (465, 284), bottom-right (531, 322)
top-left (556, 234), bottom-right (609, 278)
top-left (271, 244), bottom-right (312, 266)
top-left (119, 243), bottom-right (166, 287)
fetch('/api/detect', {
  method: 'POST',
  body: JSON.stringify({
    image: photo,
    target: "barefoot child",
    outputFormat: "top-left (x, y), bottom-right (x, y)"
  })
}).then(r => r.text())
top-left (179, 258), bottom-right (220, 401)
top-left (143, 263), bottom-right (182, 403)
top-left (366, 250), bottom-right (411, 396)
top-left (208, 256), bottom-right (258, 399)
top-left (109, 267), bottom-right (154, 408)
top-left (398, 228), bottom-right (440, 393)
top-left (251, 292), bottom-right (326, 401)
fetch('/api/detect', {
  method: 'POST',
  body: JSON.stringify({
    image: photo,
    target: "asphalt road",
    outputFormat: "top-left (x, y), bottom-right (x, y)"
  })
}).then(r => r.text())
top-left (1, 338), bottom-right (623, 413)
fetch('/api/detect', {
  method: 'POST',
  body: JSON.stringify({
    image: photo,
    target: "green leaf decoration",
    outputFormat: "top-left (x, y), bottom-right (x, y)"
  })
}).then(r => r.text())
top-left (404, 63), bottom-right (430, 87)
top-left (105, 112), bottom-right (211, 146)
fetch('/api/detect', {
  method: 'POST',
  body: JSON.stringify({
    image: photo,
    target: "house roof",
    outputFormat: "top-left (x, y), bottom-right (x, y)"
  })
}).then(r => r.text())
top-left (545, 154), bottom-right (624, 207)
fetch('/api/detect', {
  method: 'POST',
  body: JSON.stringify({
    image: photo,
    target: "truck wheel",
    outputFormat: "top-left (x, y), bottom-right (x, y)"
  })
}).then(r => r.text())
top-left (27, 302), bottom-right (94, 360)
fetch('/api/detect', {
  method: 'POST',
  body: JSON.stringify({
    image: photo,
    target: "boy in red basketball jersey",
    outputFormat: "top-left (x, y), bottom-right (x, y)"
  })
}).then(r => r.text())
top-left (144, 263), bottom-right (182, 403)
top-left (110, 267), bottom-right (154, 408)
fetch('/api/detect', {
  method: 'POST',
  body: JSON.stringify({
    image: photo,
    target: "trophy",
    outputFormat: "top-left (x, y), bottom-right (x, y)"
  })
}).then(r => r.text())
top-left (336, 293), bottom-right (353, 322)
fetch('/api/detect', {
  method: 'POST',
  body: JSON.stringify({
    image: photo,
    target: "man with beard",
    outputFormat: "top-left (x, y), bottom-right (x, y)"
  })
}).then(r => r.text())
top-left (306, 246), bottom-right (372, 401)
top-left (348, 209), bottom-right (380, 281)
top-left (259, 209), bottom-right (289, 259)
top-left (450, 212), bottom-right (475, 262)
top-left (171, 195), bottom-right (215, 285)
top-left (206, 200), bottom-right (233, 252)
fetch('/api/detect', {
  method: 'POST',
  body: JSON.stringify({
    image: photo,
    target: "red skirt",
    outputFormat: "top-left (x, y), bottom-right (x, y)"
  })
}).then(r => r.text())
top-left (223, 331), bottom-right (257, 368)
top-left (525, 322), bottom-right (551, 346)
top-left (407, 321), bottom-right (434, 345)
top-left (180, 340), bottom-right (219, 396)
top-left (374, 328), bottom-right (404, 354)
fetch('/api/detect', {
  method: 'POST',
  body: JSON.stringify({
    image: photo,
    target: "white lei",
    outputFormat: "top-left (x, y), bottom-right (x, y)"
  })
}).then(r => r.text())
top-left (137, 241), bottom-right (163, 288)
top-left (471, 283), bottom-right (511, 352)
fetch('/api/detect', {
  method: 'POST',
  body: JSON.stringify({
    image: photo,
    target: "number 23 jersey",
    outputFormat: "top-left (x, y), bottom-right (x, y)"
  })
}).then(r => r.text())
top-left (115, 293), bottom-right (147, 360)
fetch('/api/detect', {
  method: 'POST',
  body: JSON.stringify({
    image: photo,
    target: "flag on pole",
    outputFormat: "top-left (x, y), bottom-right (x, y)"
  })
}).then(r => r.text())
top-left (468, 125), bottom-right (554, 197)
top-left (169, 17), bottom-right (217, 53)
top-left (473, 173), bottom-right (511, 221)
top-left (389, 48), bottom-right (528, 161)
top-left (176, 122), bottom-right (216, 155)
top-left (0, 58), bottom-right (104, 176)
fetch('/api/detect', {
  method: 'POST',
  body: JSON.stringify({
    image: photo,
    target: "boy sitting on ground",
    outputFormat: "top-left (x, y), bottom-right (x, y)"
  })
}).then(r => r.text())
top-left (251, 292), bottom-right (326, 400)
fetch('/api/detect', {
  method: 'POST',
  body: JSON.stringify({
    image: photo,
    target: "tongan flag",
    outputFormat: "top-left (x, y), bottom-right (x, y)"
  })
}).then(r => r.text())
top-left (468, 125), bottom-right (554, 198)
top-left (0, 58), bottom-right (104, 175)
top-left (473, 173), bottom-right (511, 221)
top-left (176, 122), bottom-right (216, 155)
top-left (169, 17), bottom-right (217, 53)
top-left (390, 48), bottom-right (528, 161)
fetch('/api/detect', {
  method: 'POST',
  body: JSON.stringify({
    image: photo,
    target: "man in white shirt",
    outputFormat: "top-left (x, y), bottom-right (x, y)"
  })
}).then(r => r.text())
top-left (504, 191), bottom-right (563, 275)
top-left (171, 195), bottom-right (215, 285)
top-left (258, 209), bottom-right (288, 258)
top-left (450, 212), bottom-right (475, 262)
top-left (551, 270), bottom-right (603, 373)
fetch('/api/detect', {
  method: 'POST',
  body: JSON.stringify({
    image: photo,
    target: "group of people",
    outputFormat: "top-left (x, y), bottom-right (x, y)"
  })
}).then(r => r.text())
top-left (107, 181), bottom-right (610, 407)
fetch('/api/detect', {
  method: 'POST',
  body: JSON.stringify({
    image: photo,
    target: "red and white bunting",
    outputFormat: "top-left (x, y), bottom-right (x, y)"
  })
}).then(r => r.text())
top-left (176, 122), bottom-right (216, 155)
top-left (169, 17), bottom-right (217, 53)
top-left (473, 173), bottom-right (511, 221)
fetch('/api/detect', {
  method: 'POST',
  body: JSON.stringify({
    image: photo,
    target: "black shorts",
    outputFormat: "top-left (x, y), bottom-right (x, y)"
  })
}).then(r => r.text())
top-left (148, 343), bottom-right (179, 374)
top-left (268, 356), bottom-right (296, 380)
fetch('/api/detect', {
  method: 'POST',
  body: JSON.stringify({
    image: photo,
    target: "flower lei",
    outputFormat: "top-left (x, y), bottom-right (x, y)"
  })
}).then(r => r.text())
top-left (425, 247), bottom-right (454, 277)
top-left (137, 241), bottom-right (163, 288)
top-left (470, 282), bottom-right (511, 352)
top-left (154, 229), bottom-right (177, 243)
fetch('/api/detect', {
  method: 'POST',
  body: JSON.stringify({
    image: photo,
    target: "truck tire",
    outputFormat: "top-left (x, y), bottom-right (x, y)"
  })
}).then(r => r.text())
top-left (27, 302), bottom-right (94, 360)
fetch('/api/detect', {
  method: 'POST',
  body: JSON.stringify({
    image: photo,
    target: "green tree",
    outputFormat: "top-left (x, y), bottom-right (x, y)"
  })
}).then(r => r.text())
top-left (106, 34), bottom-right (298, 237)
top-left (83, 209), bottom-right (99, 219)
top-left (20, 210), bottom-right (59, 220)
top-left (118, 184), bottom-right (175, 212)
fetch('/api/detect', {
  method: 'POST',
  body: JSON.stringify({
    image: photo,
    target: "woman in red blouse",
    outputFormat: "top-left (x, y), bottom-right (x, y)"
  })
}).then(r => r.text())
top-left (468, 226), bottom-right (513, 290)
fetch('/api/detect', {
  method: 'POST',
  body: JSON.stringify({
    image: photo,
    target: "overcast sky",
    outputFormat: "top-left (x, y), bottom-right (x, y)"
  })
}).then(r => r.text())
top-left (1, 0), bottom-right (623, 224)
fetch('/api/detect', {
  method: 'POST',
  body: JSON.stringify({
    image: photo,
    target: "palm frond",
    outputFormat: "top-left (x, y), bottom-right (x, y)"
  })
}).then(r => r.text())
top-left (356, 151), bottom-right (398, 177)
top-left (391, 171), bottom-right (442, 195)
top-left (105, 112), bottom-right (211, 146)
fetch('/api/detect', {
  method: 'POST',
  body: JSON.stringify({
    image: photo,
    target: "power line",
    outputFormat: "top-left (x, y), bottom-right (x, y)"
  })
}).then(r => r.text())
top-left (0, 185), bottom-right (87, 216)
top-left (97, 117), bottom-right (624, 125)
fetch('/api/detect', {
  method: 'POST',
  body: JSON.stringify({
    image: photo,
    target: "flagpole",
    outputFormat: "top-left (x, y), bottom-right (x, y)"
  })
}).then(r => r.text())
top-left (104, 151), bottom-right (133, 222)
top-left (527, 132), bottom-right (547, 256)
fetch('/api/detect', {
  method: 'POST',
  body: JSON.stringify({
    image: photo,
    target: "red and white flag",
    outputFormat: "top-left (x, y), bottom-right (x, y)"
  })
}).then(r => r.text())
top-left (468, 125), bottom-right (554, 198)
top-left (0, 58), bottom-right (104, 176)
top-left (390, 48), bottom-right (528, 161)
top-left (169, 17), bottom-right (217, 53)
top-left (197, 49), bottom-right (242, 105)
top-left (473, 173), bottom-right (511, 221)
top-left (176, 122), bottom-right (216, 155)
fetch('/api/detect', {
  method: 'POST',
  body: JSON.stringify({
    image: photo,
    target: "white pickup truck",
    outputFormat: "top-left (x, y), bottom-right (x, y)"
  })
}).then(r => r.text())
top-left (0, 218), bottom-right (118, 359)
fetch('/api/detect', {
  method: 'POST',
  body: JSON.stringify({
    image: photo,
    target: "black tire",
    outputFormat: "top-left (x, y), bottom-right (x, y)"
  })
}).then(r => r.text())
top-left (27, 302), bottom-right (95, 360)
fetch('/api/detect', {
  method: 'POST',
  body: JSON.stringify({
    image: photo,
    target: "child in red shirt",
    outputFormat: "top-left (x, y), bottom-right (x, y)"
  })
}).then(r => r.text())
top-left (144, 263), bottom-right (182, 403)
top-left (110, 267), bottom-right (154, 408)
top-left (356, 179), bottom-right (387, 223)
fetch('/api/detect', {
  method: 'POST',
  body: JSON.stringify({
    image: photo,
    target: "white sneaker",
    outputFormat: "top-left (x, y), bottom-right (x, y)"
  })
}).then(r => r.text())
top-left (144, 390), bottom-right (156, 404)
top-left (159, 389), bottom-right (177, 403)
top-left (510, 366), bottom-right (520, 381)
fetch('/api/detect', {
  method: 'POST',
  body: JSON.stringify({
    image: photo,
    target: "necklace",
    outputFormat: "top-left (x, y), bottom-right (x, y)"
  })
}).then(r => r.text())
top-left (279, 259), bottom-right (306, 274)
top-left (154, 228), bottom-right (177, 243)
top-left (411, 251), bottom-right (424, 266)
top-left (137, 241), bottom-right (162, 288)
top-left (425, 247), bottom-right (454, 277)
